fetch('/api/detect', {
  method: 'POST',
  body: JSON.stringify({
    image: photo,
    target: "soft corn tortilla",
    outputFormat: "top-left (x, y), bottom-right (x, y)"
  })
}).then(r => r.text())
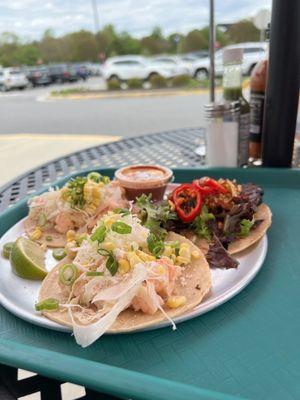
top-left (228, 203), bottom-right (272, 254)
top-left (24, 218), bottom-right (67, 248)
top-left (38, 232), bottom-right (212, 333)
top-left (185, 203), bottom-right (272, 256)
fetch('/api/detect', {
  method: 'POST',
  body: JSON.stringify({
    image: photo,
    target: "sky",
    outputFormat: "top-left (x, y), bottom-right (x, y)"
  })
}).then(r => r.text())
top-left (0, 0), bottom-right (272, 40)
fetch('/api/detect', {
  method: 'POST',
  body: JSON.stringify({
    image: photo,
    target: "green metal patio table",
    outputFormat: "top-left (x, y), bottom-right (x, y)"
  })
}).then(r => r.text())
top-left (0, 128), bottom-right (300, 400)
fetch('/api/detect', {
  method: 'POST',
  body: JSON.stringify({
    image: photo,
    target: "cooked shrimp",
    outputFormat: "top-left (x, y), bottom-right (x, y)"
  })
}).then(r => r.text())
top-left (131, 281), bottom-right (163, 315)
top-left (55, 213), bottom-right (74, 233)
top-left (148, 258), bottom-right (182, 298)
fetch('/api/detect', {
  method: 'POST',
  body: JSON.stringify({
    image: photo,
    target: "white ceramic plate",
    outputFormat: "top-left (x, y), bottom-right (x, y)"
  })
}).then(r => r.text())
top-left (0, 217), bottom-right (267, 334)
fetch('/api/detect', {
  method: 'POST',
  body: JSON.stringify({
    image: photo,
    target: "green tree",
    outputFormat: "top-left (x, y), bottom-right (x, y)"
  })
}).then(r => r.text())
top-left (62, 30), bottom-right (97, 62)
top-left (113, 32), bottom-right (141, 55)
top-left (95, 24), bottom-right (119, 57)
top-left (38, 29), bottom-right (63, 62)
top-left (226, 20), bottom-right (260, 43)
top-left (0, 32), bottom-right (20, 66)
top-left (167, 33), bottom-right (184, 53)
top-left (141, 26), bottom-right (170, 55)
top-left (182, 29), bottom-right (207, 52)
top-left (16, 44), bottom-right (41, 65)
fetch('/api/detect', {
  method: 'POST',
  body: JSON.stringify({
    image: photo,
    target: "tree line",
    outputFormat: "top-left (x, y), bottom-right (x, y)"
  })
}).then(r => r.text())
top-left (0, 20), bottom-right (260, 67)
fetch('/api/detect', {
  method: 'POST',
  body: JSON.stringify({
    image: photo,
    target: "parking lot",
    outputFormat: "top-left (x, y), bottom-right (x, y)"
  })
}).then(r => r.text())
top-left (0, 76), bottom-right (209, 137)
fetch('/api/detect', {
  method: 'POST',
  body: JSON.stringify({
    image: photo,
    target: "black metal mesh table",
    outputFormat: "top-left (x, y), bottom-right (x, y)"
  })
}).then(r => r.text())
top-left (0, 127), bottom-right (205, 399)
top-left (0, 128), bottom-right (205, 213)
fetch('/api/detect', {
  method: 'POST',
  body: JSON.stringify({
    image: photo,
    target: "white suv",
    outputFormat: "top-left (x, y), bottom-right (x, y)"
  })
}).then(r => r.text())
top-left (103, 56), bottom-right (185, 81)
top-left (0, 68), bottom-right (28, 91)
top-left (192, 42), bottom-right (268, 80)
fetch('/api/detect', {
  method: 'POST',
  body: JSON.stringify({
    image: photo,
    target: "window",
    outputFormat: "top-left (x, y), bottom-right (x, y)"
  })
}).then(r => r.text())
top-left (113, 60), bottom-right (142, 66)
top-left (243, 47), bottom-right (265, 53)
top-left (156, 59), bottom-right (176, 64)
top-left (181, 57), bottom-right (196, 62)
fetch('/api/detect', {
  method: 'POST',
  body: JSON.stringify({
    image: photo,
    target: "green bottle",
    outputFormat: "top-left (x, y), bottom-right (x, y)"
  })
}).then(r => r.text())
top-left (222, 48), bottom-right (250, 166)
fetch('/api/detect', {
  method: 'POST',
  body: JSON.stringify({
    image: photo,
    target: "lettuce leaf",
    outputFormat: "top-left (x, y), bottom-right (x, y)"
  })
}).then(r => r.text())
top-left (191, 205), bottom-right (215, 240)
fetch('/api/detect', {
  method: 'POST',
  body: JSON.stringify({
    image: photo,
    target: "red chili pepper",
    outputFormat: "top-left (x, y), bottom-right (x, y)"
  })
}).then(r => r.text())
top-left (193, 177), bottom-right (227, 196)
top-left (172, 183), bottom-right (202, 223)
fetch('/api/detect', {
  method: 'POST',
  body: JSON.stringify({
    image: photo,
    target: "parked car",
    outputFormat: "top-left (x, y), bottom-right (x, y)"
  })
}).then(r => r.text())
top-left (0, 68), bottom-right (28, 91)
top-left (103, 56), bottom-right (186, 81)
top-left (152, 56), bottom-right (192, 76)
top-left (191, 42), bottom-right (268, 80)
top-left (87, 63), bottom-right (103, 76)
top-left (48, 64), bottom-right (78, 83)
top-left (187, 50), bottom-right (210, 59)
top-left (74, 64), bottom-right (89, 80)
top-left (26, 66), bottom-right (51, 86)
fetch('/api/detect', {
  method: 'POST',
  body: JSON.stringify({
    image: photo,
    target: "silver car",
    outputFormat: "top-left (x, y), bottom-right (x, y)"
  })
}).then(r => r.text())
top-left (0, 68), bottom-right (28, 91)
top-left (191, 42), bottom-right (268, 80)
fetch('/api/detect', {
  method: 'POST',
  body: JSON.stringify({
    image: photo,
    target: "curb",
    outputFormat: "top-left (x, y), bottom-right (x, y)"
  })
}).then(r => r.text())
top-left (48, 80), bottom-right (250, 101)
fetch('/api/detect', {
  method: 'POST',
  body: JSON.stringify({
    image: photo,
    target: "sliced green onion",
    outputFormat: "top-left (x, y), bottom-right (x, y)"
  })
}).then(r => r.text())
top-left (45, 235), bottom-right (53, 242)
top-left (147, 233), bottom-right (164, 258)
top-left (35, 298), bottom-right (59, 311)
top-left (106, 254), bottom-right (118, 276)
top-left (97, 249), bottom-right (118, 276)
top-left (2, 242), bottom-right (14, 259)
top-left (91, 225), bottom-right (106, 243)
top-left (38, 212), bottom-right (47, 227)
top-left (52, 248), bottom-right (66, 261)
top-left (98, 248), bottom-right (110, 256)
top-left (167, 240), bottom-right (180, 256)
top-left (113, 208), bottom-right (130, 216)
top-left (101, 176), bottom-right (110, 184)
top-left (59, 264), bottom-right (77, 286)
top-left (86, 271), bottom-right (104, 276)
top-left (87, 172), bottom-right (102, 183)
top-left (76, 234), bottom-right (87, 246)
top-left (111, 221), bottom-right (132, 235)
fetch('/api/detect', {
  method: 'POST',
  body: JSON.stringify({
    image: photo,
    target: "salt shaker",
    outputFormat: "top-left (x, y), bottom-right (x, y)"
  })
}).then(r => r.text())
top-left (204, 101), bottom-right (240, 167)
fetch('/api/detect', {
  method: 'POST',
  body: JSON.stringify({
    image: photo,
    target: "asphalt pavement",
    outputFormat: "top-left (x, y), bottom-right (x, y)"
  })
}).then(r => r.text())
top-left (0, 77), bottom-right (209, 137)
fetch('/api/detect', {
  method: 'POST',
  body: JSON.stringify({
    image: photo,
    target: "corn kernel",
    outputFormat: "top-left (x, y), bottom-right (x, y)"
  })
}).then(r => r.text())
top-left (102, 241), bottom-right (115, 251)
top-left (179, 243), bottom-right (191, 262)
top-left (128, 252), bottom-right (143, 268)
top-left (29, 227), bottom-right (42, 241)
top-left (167, 296), bottom-right (187, 309)
top-left (176, 256), bottom-right (189, 265)
top-left (163, 245), bottom-right (173, 258)
top-left (170, 254), bottom-right (177, 263)
top-left (119, 259), bottom-right (131, 274)
top-left (137, 250), bottom-right (156, 262)
top-left (156, 265), bottom-right (166, 275)
top-left (192, 250), bottom-right (200, 259)
top-left (103, 215), bottom-right (117, 228)
top-left (84, 181), bottom-right (103, 207)
top-left (66, 230), bottom-right (76, 242)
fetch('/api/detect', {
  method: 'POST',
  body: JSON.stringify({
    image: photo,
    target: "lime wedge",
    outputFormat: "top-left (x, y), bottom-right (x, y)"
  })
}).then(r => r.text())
top-left (10, 237), bottom-right (47, 280)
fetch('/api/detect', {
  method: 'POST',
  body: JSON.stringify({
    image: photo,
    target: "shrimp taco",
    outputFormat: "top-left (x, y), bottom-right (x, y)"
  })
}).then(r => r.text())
top-left (36, 210), bottom-right (211, 347)
top-left (134, 177), bottom-right (272, 269)
top-left (25, 172), bottom-right (128, 248)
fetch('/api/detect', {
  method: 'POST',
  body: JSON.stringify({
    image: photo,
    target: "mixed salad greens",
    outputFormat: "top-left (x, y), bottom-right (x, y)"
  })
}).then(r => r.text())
top-left (134, 178), bottom-right (264, 269)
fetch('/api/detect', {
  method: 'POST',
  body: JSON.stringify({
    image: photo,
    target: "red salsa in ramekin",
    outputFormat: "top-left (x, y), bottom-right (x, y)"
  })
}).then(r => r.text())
top-left (115, 165), bottom-right (173, 201)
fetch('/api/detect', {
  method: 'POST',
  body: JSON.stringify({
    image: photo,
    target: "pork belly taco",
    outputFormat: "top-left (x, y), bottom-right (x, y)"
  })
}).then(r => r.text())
top-left (134, 177), bottom-right (272, 269)
top-left (25, 172), bottom-right (127, 248)
top-left (36, 210), bottom-right (211, 347)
